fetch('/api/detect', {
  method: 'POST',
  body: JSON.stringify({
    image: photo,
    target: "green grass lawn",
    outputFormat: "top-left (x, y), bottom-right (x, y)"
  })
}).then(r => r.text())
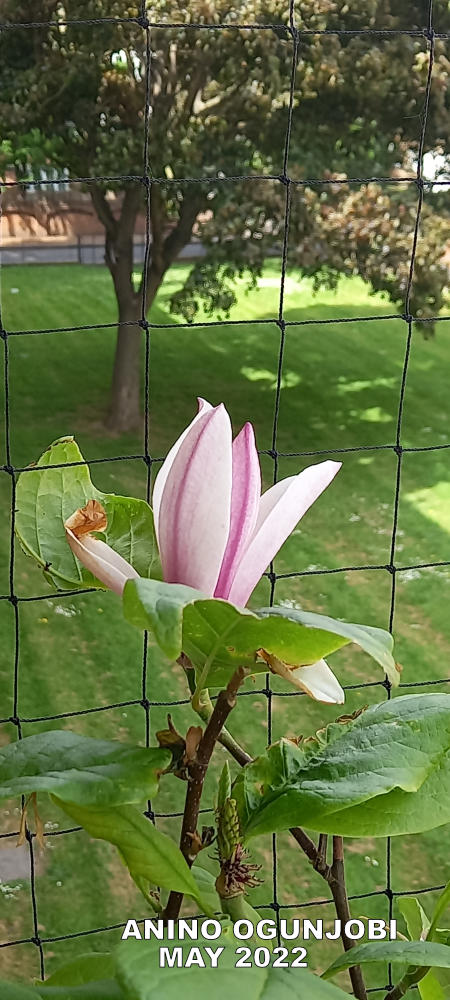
top-left (0, 261), bottom-right (449, 990)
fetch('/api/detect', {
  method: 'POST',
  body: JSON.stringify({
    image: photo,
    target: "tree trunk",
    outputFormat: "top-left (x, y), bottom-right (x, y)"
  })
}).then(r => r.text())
top-left (93, 179), bottom-right (199, 433)
top-left (107, 261), bottom-right (166, 434)
top-left (108, 296), bottom-right (142, 433)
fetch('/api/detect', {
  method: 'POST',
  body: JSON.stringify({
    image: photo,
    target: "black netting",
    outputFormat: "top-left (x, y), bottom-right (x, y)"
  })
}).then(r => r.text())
top-left (0, 2), bottom-right (449, 996)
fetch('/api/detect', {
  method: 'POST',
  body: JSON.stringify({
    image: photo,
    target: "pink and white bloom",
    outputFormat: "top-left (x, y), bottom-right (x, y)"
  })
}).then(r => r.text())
top-left (65, 400), bottom-right (343, 703)
top-left (152, 398), bottom-right (341, 610)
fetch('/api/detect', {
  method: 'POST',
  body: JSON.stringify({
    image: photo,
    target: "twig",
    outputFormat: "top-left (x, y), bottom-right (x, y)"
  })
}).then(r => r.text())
top-left (181, 657), bottom-right (367, 999)
top-left (163, 665), bottom-right (248, 922)
top-left (329, 837), bottom-right (368, 1000)
top-left (179, 654), bottom-right (253, 765)
top-left (384, 966), bottom-right (427, 1000)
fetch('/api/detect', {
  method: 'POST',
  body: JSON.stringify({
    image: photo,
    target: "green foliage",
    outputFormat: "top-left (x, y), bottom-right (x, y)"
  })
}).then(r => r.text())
top-left (191, 864), bottom-right (221, 914)
top-left (217, 762), bottom-right (232, 811)
top-left (0, 986), bottom-right (38, 1000)
top-left (123, 577), bottom-right (396, 686)
top-left (233, 694), bottom-right (450, 838)
top-left (33, 956), bottom-right (124, 998)
top-left (40, 955), bottom-right (115, 987)
top-left (428, 883), bottom-right (450, 944)
top-left (15, 437), bottom-right (160, 589)
top-left (115, 933), bottom-right (353, 1000)
top-left (399, 897), bottom-right (431, 942)
top-left (0, 730), bottom-right (170, 806)
top-left (398, 881), bottom-right (450, 999)
top-left (53, 798), bottom-right (209, 910)
top-left (323, 941), bottom-right (450, 980)
top-left (0, 0), bottom-right (448, 325)
top-left (0, 982), bottom-right (124, 999)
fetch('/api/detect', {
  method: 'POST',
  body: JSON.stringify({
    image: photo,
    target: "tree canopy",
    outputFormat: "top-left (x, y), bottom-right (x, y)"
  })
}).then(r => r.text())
top-left (1, 1), bottom-right (449, 429)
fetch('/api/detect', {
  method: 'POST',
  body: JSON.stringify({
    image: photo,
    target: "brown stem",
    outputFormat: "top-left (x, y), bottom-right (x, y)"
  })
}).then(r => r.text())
top-left (328, 837), bottom-right (368, 1000)
top-left (318, 833), bottom-right (328, 860)
top-left (181, 657), bottom-right (367, 999)
top-left (178, 654), bottom-right (252, 766)
top-left (163, 666), bottom-right (247, 922)
top-left (384, 965), bottom-right (428, 1000)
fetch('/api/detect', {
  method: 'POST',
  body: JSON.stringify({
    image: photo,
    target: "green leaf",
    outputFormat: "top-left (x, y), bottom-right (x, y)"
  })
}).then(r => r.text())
top-left (323, 941), bottom-right (450, 980)
top-left (233, 694), bottom-right (450, 839)
top-left (39, 955), bottom-right (115, 987)
top-left (217, 762), bottom-right (232, 812)
top-left (35, 983), bottom-right (124, 999)
top-left (0, 984), bottom-right (39, 1000)
top-left (124, 579), bottom-right (201, 661)
top-left (191, 864), bottom-right (221, 914)
top-left (399, 897), bottom-right (431, 942)
top-left (429, 882), bottom-right (450, 942)
top-left (417, 973), bottom-right (449, 1000)
top-left (115, 934), bottom-right (352, 1000)
top-left (123, 578), bottom-right (396, 686)
top-left (15, 437), bottom-right (160, 589)
top-left (53, 799), bottom-right (209, 910)
top-left (398, 897), bottom-right (450, 1000)
top-left (0, 731), bottom-right (170, 807)
top-left (256, 606), bottom-right (397, 683)
top-left (0, 982), bottom-right (124, 1000)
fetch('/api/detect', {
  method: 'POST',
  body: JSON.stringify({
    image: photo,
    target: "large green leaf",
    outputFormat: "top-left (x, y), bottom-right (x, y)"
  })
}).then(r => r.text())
top-left (39, 955), bottom-right (115, 987)
top-left (53, 799), bottom-right (209, 911)
top-left (36, 984), bottom-right (124, 999)
top-left (123, 578), bottom-right (397, 686)
top-left (115, 934), bottom-right (352, 1000)
top-left (233, 694), bottom-right (450, 838)
top-left (15, 437), bottom-right (160, 589)
top-left (36, 984), bottom-right (123, 999)
top-left (0, 731), bottom-right (170, 807)
top-left (0, 983), bottom-right (124, 1000)
top-left (323, 941), bottom-right (450, 980)
top-left (191, 864), bottom-right (221, 914)
top-left (417, 978), bottom-right (450, 1000)
top-left (0, 985), bottom-right (39, 1000)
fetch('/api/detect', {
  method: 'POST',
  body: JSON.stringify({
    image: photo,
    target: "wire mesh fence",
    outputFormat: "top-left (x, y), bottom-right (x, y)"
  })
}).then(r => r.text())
top-left (0, 2), bottom-right (449, 996)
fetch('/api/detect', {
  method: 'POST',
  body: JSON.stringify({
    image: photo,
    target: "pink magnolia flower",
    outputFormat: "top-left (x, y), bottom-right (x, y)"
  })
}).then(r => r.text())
top-left (152, 398), bottom-right (340, 609)
top-left (65, 400), bottom-right (343, 703)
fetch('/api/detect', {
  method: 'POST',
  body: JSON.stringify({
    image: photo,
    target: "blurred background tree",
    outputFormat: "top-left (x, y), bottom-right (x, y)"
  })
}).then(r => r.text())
top-left (1, 0), bottom-right (448, 431)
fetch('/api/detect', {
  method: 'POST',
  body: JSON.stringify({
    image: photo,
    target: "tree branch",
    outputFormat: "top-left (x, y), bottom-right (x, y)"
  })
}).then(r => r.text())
top-left (117, 186), bottom-right (142, 243)
top-left (163, 666), bottom-right (248, 923)
top-left (162, 189), bottom-right (202, 266)
top-left (90, 184), bottom-right (118, 239)
top-left (329, 837), bottom-right (368, 1000)
top-left (138, 187), bottom-right (203, 313)
top-left (183, 659), bottom-right (367, 999)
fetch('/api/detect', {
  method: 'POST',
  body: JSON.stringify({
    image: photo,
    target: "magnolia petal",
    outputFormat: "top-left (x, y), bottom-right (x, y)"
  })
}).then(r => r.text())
top-left (152, 397), bottom-right (213, 542)
top-left (227, 460), bottom-right (341, 607)
top-left (262, 650), bottom-right (344, 704)
top-left (215, 422), bottom-right (261, 599)
top-left (157, 403), bottom-right (233, 594)
top-left (290, 660), bottom-right (345, 704)
top-left (65, 528), bottom-right (138, 596)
